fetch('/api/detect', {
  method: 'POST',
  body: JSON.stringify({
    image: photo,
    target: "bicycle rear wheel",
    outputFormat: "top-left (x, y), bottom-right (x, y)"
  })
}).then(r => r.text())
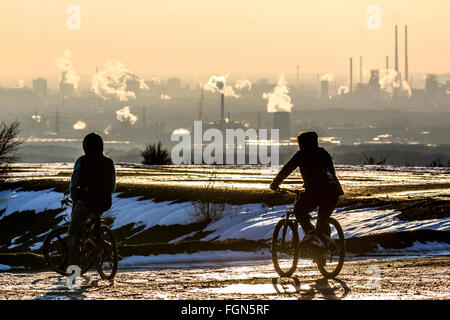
top-left (316, 218), bottom-right (345, 279)
top-left (96, 225), bottom-right (118, 280)
top-left (43, 226), bottom-right (70, 276)
top-left (271, 218), bottom-right (299, 277)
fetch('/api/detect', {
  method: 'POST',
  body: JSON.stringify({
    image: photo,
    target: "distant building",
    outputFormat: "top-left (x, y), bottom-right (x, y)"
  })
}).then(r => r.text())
top-left (425, 74), bottom-right (446, 98)
top-left (32, 78), bottom-right (47, 97)
top-left (59, 82), bottom-right (75, 97)
top-left (166, 77), bottom-right (182, 94)
top-left (320, 80), bottom-right (329, 99)
top-left (368, 70), bottom-right (380, 93)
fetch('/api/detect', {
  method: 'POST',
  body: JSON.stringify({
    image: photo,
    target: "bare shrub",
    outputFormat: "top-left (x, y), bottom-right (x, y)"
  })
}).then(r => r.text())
top-left (0, 120), bottom-right (22, 179)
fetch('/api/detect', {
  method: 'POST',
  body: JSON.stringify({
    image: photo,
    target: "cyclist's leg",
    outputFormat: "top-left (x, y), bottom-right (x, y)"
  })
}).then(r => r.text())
top-left (67, 201), bottom-right (89, 267)
top-left (293, 192), bottom-right (318, 235)
top-left (315, 193), bottom-right (339, 238)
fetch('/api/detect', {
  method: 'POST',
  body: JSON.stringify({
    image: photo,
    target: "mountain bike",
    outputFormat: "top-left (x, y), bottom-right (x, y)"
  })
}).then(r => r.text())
top-left (42, 191), bottom-right (118, 280)
top-left (271, 189), bottom-right (345, 279)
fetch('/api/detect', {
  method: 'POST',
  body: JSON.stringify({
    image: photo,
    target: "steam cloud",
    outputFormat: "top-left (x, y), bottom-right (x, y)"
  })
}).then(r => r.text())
top-left (116, 106), bottom-right (138, 125)
top-left (104, 125), bottom-right (112, 135)
top-left (203, 75), bottom-right (239, 98)
top-left (321, 73), bottom-right (334, 82)
top-left (55, 49), bottom-right (80, 90)
top-left (338, 86), bottom-right (349, 95)
top-left (234, 78), bottom-right (252, 91)
top-left (379, 69), bottom-right (411, 98)
top-left (17, 80), bottom-right (25, 88)
top-left (263, 76), bottom-right (293, 113)
top-left (31, 114), bottom-right (41, 123)
top-left (160, 94), bottom-right (172, 100)
top-left (91, 59), bottom-right (149, 101)
top-left (73, 120), bottom-right (87, 130)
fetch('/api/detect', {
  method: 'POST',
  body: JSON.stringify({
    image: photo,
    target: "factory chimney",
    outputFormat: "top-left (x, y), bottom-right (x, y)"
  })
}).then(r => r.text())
top-left (349, 57), bottom-right (353, 94)
top-left (220, 93), bottom-right (225, 123)
top-left (360, 57), bottom-right (363, 84)
top-left (405, 25), bottom-right (409, 82)
top-left (386, 56), bottom-right (389, 69)
top-left (395, 25), bottom-right (399, 78)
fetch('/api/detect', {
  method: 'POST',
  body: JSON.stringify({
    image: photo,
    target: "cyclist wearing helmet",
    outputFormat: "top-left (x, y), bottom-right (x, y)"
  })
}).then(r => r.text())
top-left (270, 131), bottom-right (343, 249)
top-left (67, 132), bottom-right (116, 267)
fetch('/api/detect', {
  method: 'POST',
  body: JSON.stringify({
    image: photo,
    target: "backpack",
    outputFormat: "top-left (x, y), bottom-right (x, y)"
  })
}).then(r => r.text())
top-left (78, 154), bottom-right (114, 213)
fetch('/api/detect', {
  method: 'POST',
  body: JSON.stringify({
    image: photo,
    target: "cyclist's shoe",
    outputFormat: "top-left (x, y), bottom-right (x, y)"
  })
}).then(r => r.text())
top-left (318, 233), bottom-right (337, 253)
top-left (300, 230), bottom-right (316, 245)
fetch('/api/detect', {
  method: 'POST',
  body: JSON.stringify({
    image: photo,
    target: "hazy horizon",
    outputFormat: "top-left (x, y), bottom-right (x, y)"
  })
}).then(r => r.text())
top-left (1, 0), bottom-right (449, 85)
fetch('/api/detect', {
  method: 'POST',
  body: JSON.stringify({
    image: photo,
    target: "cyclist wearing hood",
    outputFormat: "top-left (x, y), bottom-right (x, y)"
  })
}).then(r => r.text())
top-left (68, 132), bottom-right (116, 267)
top-left (270, 131), bottom-right (343, 248)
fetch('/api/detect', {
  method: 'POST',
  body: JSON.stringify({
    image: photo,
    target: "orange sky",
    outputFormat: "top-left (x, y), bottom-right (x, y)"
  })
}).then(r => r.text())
top-left (1, 0), bottom-right (449, 83)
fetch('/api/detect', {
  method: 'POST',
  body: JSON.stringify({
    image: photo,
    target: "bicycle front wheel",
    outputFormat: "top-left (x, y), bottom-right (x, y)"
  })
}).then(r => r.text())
top-left (271, 218), bottom-right (299, 277)
top-left (43, 226), bottom-right (70, 276)
top-left (96, 225), bottom-right (118, 280)
top-left (316, 217), bottom-right (345, 279)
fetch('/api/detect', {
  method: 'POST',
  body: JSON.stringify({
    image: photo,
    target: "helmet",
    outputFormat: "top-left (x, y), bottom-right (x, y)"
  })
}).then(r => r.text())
top-left (82, 132), bottom-right (103, 155)
top-left (297, 131), bottom-right (318, 149)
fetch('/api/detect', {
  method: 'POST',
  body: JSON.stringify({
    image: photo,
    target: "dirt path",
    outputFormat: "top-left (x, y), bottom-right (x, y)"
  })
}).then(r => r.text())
top-left (0, 256), bottom-right (448, 300)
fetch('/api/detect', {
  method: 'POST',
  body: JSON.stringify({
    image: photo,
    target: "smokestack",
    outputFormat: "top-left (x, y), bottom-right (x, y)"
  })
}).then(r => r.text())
top-left (273, 112), bottom-right (290, 140)
top-left (386, 56), bottom-right (389, 69)
top-left (360, 56), bottom-right (363, 84)
top-left (142, 107), bottom-right (146, 129)
top-left (220, 93), bottom-right (224, 122)
top-left (320, 80), bottom-right (329, 99)
top-left (350, 57), bottom-right (353, 94)
top-left (395, 25), bottom-right (399, 77)
top-left (405, 25), bottom-right (409, 82)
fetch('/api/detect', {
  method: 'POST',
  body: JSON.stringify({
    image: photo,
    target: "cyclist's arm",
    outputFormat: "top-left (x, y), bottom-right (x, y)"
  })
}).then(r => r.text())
top-left (271, 151), bottom-right (300, 188)
top-left (70, 157), bottom-right (82, 200)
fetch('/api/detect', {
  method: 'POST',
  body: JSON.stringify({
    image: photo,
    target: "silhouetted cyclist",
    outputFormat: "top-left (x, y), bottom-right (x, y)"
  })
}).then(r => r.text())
top-left (68, 132), bottom-right (116, 268)
top-left (270, 131), bottom-right (343, 249)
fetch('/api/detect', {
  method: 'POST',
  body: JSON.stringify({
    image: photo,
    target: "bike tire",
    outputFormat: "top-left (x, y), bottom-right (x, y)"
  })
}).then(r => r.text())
top-left (96, 225), bottom-right (118, 280)
top-left (316, 218), bottom-right (345, 279)
top-left (43, 226), bottom-right (70, 276)
top-left (271, 218), bottom-right (299, 277)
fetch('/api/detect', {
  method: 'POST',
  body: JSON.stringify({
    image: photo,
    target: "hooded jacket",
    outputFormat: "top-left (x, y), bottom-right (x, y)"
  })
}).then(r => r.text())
top-left (272, 147), bottom-right (344, 196)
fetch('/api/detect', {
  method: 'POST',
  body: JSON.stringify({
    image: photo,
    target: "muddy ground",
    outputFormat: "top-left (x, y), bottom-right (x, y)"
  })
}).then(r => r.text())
top-left (0, 256), bottom-right (448, 300)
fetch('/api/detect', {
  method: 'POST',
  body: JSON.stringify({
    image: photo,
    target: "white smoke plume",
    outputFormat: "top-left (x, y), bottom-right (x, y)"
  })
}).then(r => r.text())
top-left (116, 106), bottom-right (138, 125)
top-left (16, 80), bottom-right (25, 88)
top-left (338, 86), bottom-right (349, 95)
top-left (379, 69), bottom-right (411, 98)
top-left (160, 94), bottom-right (172, 100)
top-left (234, 78), bottom-right (252, 91)
top-left (172, 128), bottom-right (190, 135)
top-left (321, 73), bottom-right (334, 82)
top-left (31, 114), bottom-right (41, 123)
top-left (55, 49), bottom-right (80, 90)
top-left (152, 77), bottom-right (161, 85)
top-left (263, 76), bottom-right (293, 113)
top-left (104, 125), bottom-right (112, 135)
top-left (203, 75), bottom-right (240, 98)
top-left (91, 59), bottom-right (149, 101)
top-left (73, 120), bottom-right (87, 130)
